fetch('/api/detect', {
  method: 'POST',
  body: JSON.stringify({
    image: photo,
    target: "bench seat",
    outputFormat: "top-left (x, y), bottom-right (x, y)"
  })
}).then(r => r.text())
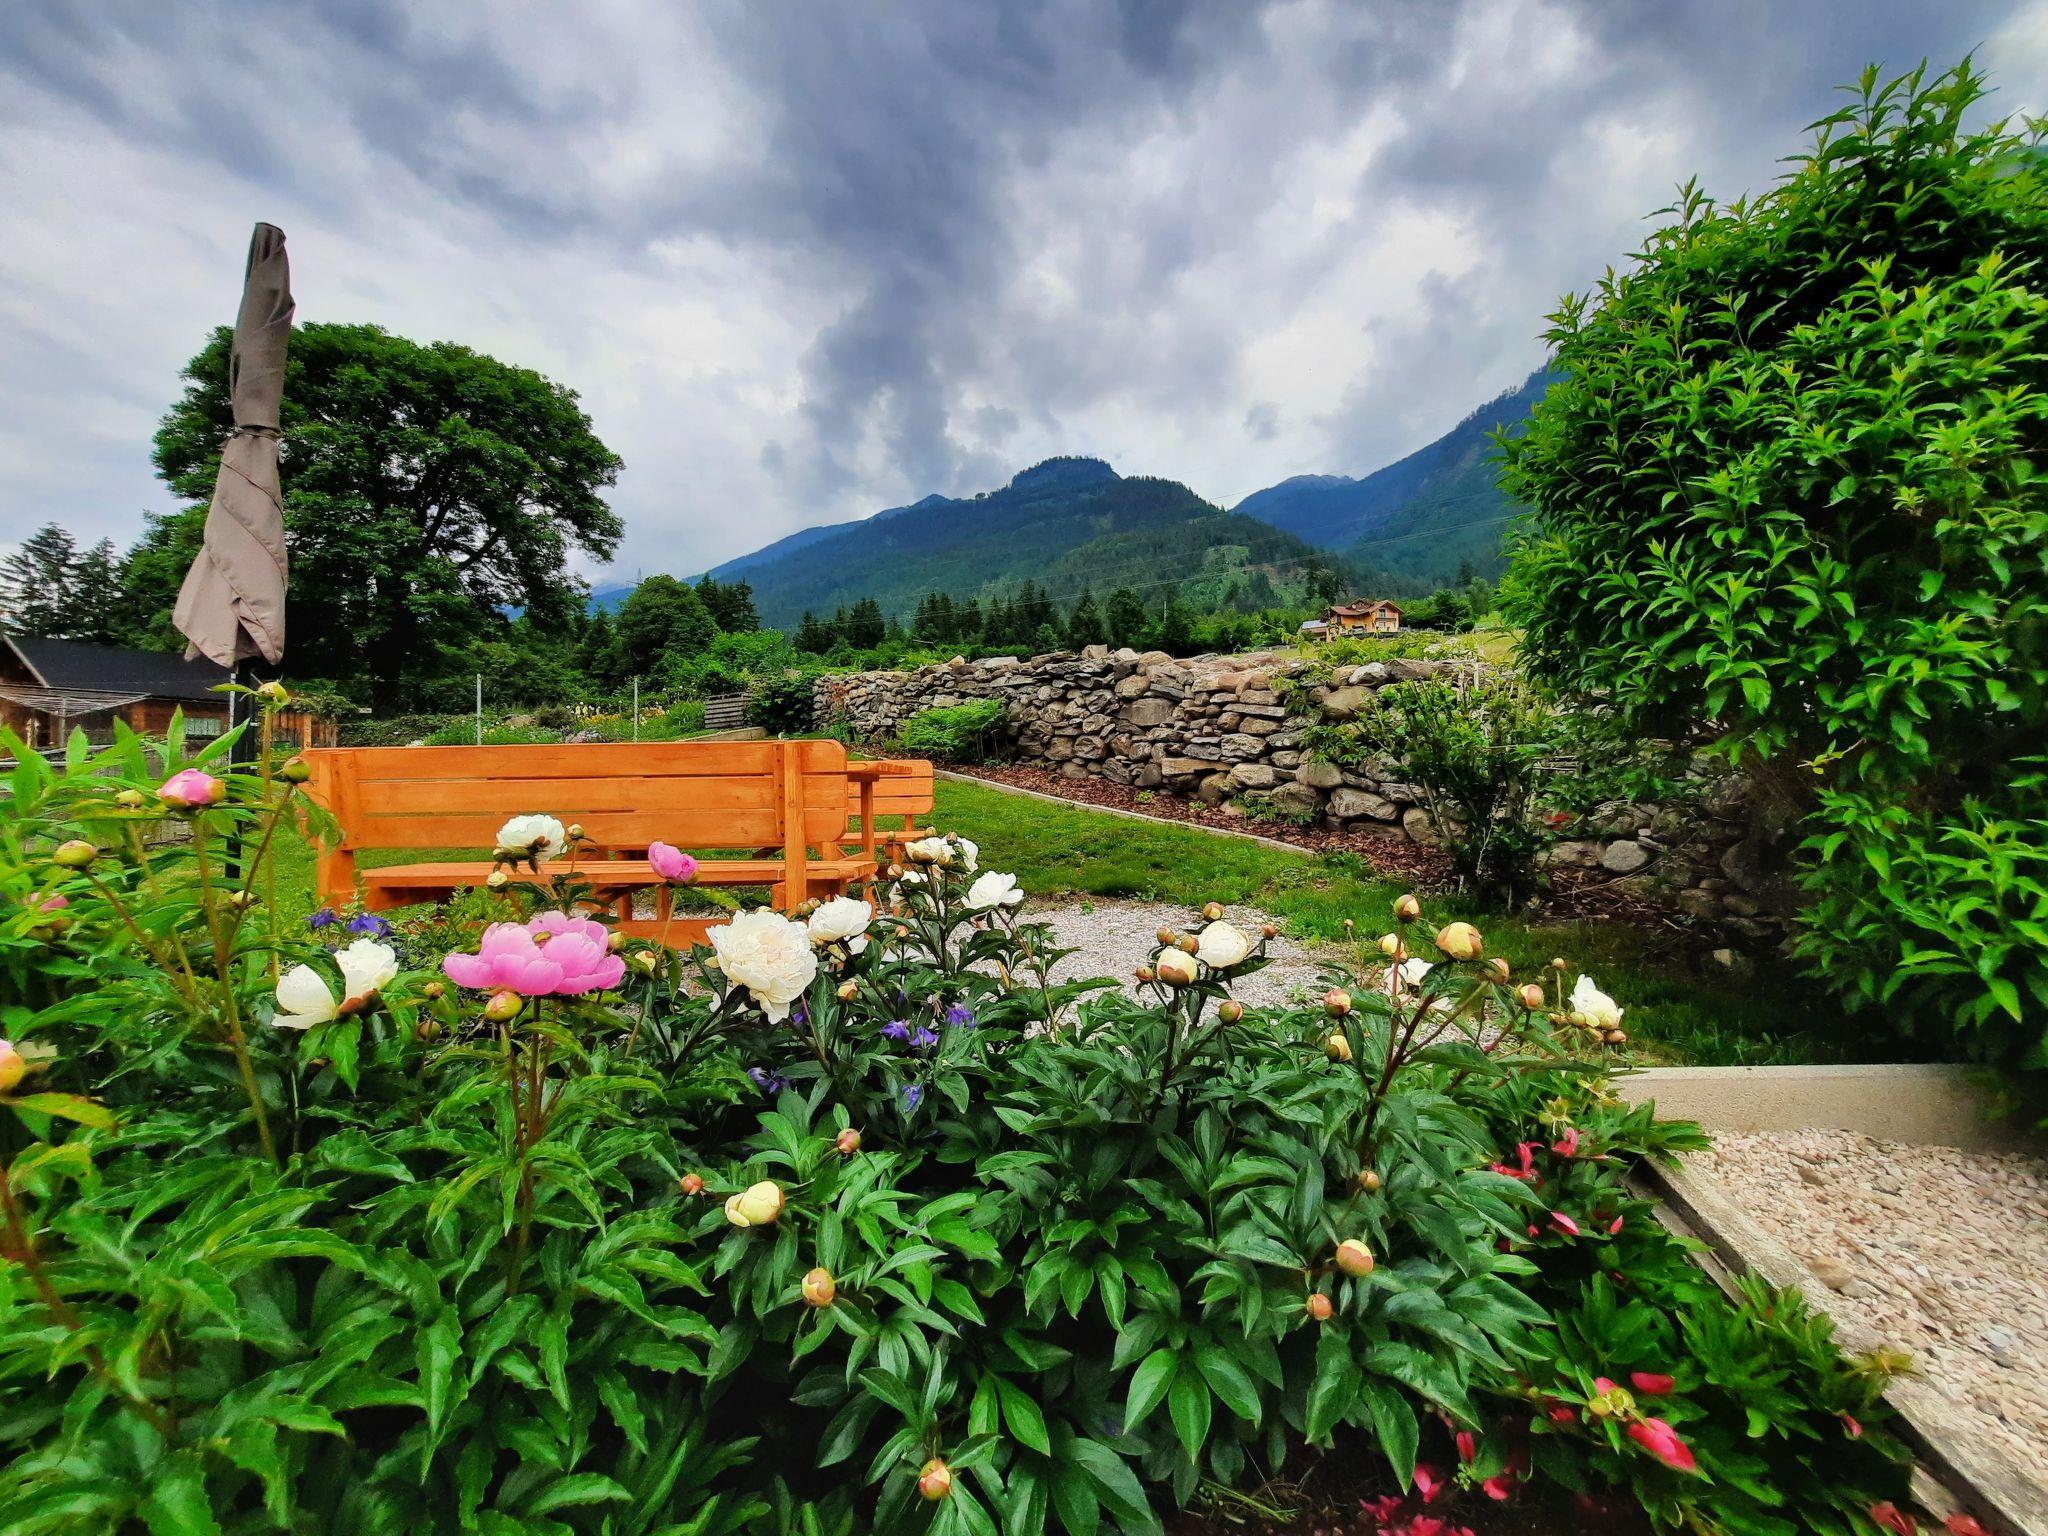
top-left (359, 857), bottom-right (878, 894)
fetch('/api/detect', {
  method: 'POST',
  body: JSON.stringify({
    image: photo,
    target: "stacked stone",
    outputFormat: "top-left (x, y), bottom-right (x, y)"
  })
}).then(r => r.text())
top-left (815, 645), bottom-right (1790, 941)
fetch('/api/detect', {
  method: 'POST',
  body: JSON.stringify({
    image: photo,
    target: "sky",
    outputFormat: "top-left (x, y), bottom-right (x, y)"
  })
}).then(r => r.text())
top-left (2, 0), bottom-right (2044, 585)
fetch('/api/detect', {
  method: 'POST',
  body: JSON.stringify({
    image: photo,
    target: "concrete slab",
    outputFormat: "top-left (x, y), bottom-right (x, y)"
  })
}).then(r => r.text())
top-left (1615, 1064), bottom-right (2038, 1154)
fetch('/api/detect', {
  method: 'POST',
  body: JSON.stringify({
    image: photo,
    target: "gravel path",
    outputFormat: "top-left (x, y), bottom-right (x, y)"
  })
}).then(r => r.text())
top-left (1027, 897), bottom-right (1343, 1010)
top-left (1695, 1128), bottom-right (2048, 1474)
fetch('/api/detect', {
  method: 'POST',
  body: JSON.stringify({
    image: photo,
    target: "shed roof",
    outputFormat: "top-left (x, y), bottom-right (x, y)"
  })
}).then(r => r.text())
top-left (5, 636), bottom-right (230, 702)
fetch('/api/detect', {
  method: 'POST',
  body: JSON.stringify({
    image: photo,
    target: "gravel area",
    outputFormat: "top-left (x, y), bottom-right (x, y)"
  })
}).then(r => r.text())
top-left (1695, 1128), bottom-right (2048, 1473)
top-left (1028, 897), bottom-right (1341, 1010)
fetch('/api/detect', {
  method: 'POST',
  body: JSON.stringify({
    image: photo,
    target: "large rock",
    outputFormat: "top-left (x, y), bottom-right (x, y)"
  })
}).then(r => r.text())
top-left (1599, 840), bottom-right (1654, 874)
top-left (1328, 786), bottom-right (1398, 821)
top-left (1114, 674), bottom-right (1151, 699)
top-left (1538, 839), bottom-right (1603, 869)
top-left (1217, 734), bottom-right (1265, 760)
top-left (1228, 762), bottom-right (1278, 791)
top-left (1295, 760), bottom-right (1345, 790)
top-left (1270, 782), bottom-right (1322, 817)
top-left (1157, 757), bottom-right (1209, 780)
top-left (1121, 697), bottom-right (1174, 728)
top-left (1402, 807), bottom-right (1439, 845)
top-left (1195, 772), bottom-right (1234, 806)
top-left (1321, 685), bottom-right (1372, 720)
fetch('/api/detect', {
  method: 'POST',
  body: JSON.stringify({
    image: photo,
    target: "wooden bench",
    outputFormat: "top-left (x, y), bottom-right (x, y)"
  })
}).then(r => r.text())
top-left (302, 739), bottom-right (872, 945)
top-left (836, 758), bottom-right (938, 865)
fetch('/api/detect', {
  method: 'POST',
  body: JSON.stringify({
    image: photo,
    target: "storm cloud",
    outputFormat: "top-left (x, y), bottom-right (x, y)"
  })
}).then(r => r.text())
top-left (2, 0), bottom-right (2042, 580)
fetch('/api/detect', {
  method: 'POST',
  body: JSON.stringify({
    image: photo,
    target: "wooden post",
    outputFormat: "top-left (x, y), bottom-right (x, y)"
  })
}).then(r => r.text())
top-left (779, 740), bottom-right (810, 912)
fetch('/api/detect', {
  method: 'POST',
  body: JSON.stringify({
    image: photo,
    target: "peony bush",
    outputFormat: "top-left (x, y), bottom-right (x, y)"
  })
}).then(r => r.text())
top-left (0, 701), bottom-right (1924, 1535)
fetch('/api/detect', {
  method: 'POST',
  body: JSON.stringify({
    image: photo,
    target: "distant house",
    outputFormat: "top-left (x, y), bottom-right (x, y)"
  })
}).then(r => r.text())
top-left (1319, 599), bottom-right (1403, 637)
top-left (0, 636), bottom-right (332, 751)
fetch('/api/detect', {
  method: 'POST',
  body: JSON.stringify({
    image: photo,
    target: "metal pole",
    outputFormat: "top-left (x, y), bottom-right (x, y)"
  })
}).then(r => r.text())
top-left (475, 674), bottom-right (482, 745)
top-left (632, 677), bottom-right (640, 742)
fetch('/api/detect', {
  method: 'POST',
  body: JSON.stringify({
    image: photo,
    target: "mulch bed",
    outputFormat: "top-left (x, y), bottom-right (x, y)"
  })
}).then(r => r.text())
top-left (1159, 1463), bottom-right (1649, 1536)
top-left (948, 764), bottom-right (1679, 931)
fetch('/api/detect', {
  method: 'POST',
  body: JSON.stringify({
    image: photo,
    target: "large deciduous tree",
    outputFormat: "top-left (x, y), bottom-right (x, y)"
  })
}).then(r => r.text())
top-left (1500, 62), bottom-right (2048, 1071)
top-left (141, 322), bottom-right (622, 698)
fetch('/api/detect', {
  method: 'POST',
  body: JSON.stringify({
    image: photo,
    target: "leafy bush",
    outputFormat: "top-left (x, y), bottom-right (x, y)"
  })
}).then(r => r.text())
top-left (1348, 676), bottom-right (1559, 906)
top-left (1498, 61), bottom-right (2048, 1073)
top-left (747, 667), bottom-right (821, 734)
top-left (422, 719), bottom-right (564, 747)
top-left (0, 709), bottom-right (1918, 1534)
top-left (895, 699), bottom-right (1008, 763)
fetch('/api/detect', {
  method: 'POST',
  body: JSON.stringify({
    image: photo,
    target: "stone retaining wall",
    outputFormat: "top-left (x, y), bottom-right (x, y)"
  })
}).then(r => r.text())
top-left (815, 646), bottom-right (1795, 942)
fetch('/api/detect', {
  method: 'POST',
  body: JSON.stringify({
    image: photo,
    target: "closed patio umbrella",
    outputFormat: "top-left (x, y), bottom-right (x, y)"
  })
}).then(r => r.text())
top-left (173, 222), bottom-right (293, 671)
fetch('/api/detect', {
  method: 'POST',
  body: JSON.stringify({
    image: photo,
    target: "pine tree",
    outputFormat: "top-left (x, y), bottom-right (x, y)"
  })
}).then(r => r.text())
top-left (695, 575), bottom-right (759, 633)
top-left (1156, 599), bottom-right (1195, 656)
top-left (1065, 589), bottom-right (1107, 647)
top-left (795, 611), bottom-right (835, 652)
top-left (0, 523), bottom-right (83, 636)
top-left (843, 597), bottom-right (886, 649)
top-left (1105, 586), bottom-right (1146, 649)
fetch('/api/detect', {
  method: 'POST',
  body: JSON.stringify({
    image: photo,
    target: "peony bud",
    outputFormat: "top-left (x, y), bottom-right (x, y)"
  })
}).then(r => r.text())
top-left (724, 1180), bottom-right (784, 1228)
top-left (1176, 934), bottom-right (1198, 955)
top-left (1135, 966), bottom-right (1156, 983)
top-left (255, 679), bottom-right (290, 706)
top-left (0, 1038), bottom-right (24, 1094)
top-left (422, 982), bottom-right (444, 1000)
top-left (607, 931), bottom-right (626, 952)
top-left (1606, 1030), bottom-right (1627, 1047)
top-left (837, 980), bottom-right (859, 1001)
top-left (1357, 1168), bottom-right (1381, 1193)
top-left (917, 1459), bottom-right (954, 1501)
top-left (1305, 1292), bottom-right (1334, 1322)
top-left (1551, 957), bottom-right (1568, 972)
top-left (277, 755), bottom-right (311, 784)
top-left (486, 870), bottom-right (509, 890)
top-left (114, 788), bottom-right (146, 809)
top-left (1518, 983), bottom-right (1546, 1011)
top-left (835, 1127), bottom-right (863, 1156)
top-left (52, 839), bottom-right (98, 868)
top-left (156, 769), bottom-right (223, 810)
top-left (566, 824), bottom-right (584, 841)
top-left (1261, 923), bottom-right (1277, 939)
top-left (1325, 1031), bottom-right (1353, 1063)
top-left (1393, 893), bottom-right (1421, 922)
top-left (1485, 958), bottom-right (1511, 982)
top-left (630, 950), bottom-right (659, 975)
top-left (1154, 948), bottom-right (1198, 986)
top-left (1202, 901), bottom-right (1225, 922)
top-left (483, 990), bottom-right (524, 1022)
top-left (1434, 922), bottom-right (1482, 961)
top-left (678, 1172), bottom-right (705, 1196)
top-left (802, 1266), bottom-right (837, 1307)
top-left (1324, 988), bottom-right (1352, 1017)
top-left (1217, 1000), bottom-right (1243, 1025)
top-left (1378, 933), bottom-right (1404, 957)
top-left (1335, 1238), bottom-right (1375, 1277)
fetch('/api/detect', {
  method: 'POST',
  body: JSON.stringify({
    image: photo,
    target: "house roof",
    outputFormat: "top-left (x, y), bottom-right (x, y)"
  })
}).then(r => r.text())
top-left (5, 636), bottom-right (230, 702)
top-left (1327, 599), bottom-right (1403, 617)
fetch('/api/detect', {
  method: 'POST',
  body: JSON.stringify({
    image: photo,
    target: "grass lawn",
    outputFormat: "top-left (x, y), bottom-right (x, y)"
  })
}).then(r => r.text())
top-left (270, 775), bottom-right (1856, 1067)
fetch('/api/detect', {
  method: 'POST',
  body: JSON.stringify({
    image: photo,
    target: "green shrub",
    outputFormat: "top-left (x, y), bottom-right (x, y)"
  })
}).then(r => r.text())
top-left (0, 716), bottom-right (1918, 1534)
top-left (746, 667), bottom-right (821, 734)
top-left (1499, 61), bottom-right (2048, 1072)
top-left (895, 699), bottom-right (1008, 763)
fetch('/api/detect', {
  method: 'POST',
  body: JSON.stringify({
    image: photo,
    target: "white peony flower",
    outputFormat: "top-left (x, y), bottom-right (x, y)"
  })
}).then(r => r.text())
top-left (1195, 920), bottom-right (1251, 968)
top-left (711, 910), bottom-right (819, 1023)
top-left (495, 813), bottom-right (567, 863)
top-left (274, 939), bottom-right (399, 1030)
top-left (964, 871), bottom-right (1023, 911)
top-left (1153, 947), bottom-right (1199, 985)
top-left (1571, 974), bottom-right (1624, 1032)
top-left (904, 836), bottom-right (954, 867)
top-left (807, 896), bottom-right (872, 953)
top-left (955, 837), bottom-right (979, 872)
top-left (1397, 956), bottom-right (1433, 990)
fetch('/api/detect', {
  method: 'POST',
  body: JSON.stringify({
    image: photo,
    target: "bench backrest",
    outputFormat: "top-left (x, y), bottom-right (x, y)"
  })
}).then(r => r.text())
top-left (303, 740), bottom-right (854, 852)
top-left (846, 758), bottom-right (937, 823)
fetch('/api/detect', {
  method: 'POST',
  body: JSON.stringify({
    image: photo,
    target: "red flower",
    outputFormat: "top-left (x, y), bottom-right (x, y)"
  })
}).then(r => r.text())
top-left (1626, 1417), bottom-right (1698, 1473)
top-left (1593, 1376), bottom-right (1620, 1394)
top-left (1945, 1516), bottom-right (1992, 1536)
top-left (1549, 1211), bottom-right (1581, 1237)
top-left (1455, 1430), bottom-right (1477, 1463)
top-left (1546, 1402), bottom-right (1579, 1426)
top-left (1359, 1494), bottom-right (1405, 1527)
top-left (1841, 1412), bottom-right (1863, 1440)
top-left (1868, 1503), bottom-right (1915, 1536)
top-left (1412, 1463), bottom-right (1445, 1504)
top-left (1553, 1127), bottom-right (1580, 1158)
top-left (1481, 1474), bottom-right (1515, 1500)
top-left (1630, 1371), bottom-right (1676, 1396)
top-left (1607, 1214), bottom-right (1625, 1235)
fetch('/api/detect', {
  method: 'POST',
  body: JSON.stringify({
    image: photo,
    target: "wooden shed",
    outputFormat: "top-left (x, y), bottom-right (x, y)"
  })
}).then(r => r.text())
top-left (0, 636), bottom-right (331, 751)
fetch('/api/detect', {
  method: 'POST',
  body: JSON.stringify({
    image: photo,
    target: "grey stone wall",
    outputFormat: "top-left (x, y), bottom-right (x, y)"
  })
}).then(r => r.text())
top-left (815, 646), bottom-right (1793, 941)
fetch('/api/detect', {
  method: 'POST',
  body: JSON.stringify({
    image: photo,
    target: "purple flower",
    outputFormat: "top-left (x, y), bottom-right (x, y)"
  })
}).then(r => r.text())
top-left (911, 1026), bottom-right (939, 1051)
top-left (346, 912), bottom-right (393, 938)
top-left (747, 1066), bottom-right (791, 1095)
top-left (308, 908), bottom-right (340, 930)
top-left (944, 1003), bottom-right (976, 1029)
top-left (881, 1020), bottom-right (910, 1042)
top-left (901, 1083), bottom-right (924, 1111)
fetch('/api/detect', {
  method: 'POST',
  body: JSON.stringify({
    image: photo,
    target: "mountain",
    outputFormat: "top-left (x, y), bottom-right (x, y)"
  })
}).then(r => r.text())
top-left (1232, 368), bottom-right (1556, 584)
top-left (702, 456), bottom-right (1365, 630)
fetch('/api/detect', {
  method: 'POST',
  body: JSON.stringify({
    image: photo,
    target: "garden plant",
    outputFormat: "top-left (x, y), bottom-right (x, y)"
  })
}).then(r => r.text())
top-left (0, 699), bottom-right (1927, 1535)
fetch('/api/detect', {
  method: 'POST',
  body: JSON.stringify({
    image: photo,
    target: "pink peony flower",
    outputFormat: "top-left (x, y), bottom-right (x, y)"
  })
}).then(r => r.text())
top-left (1626, 1418), bottom-right (1697, 1474)
top-left (443, 924), bottom-right (565, 997)
top-left (1552, 1127), bottom-right (1579, 1157)
top-left (1841, 1412), bottom-right (1863, 1440)
top-left (1630, 1372), bottom-right (1676, 1396)
top-left (538, 929), bottom-right (624, 995)
top-left (1549, 1211), bottom-right (1581, 1237)
top-left (157, 769), bottom-right (223, 809)
top-left (37, 893), bottom-right (68, 912)
top-left (648, 841), bottom-right (698, 883)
